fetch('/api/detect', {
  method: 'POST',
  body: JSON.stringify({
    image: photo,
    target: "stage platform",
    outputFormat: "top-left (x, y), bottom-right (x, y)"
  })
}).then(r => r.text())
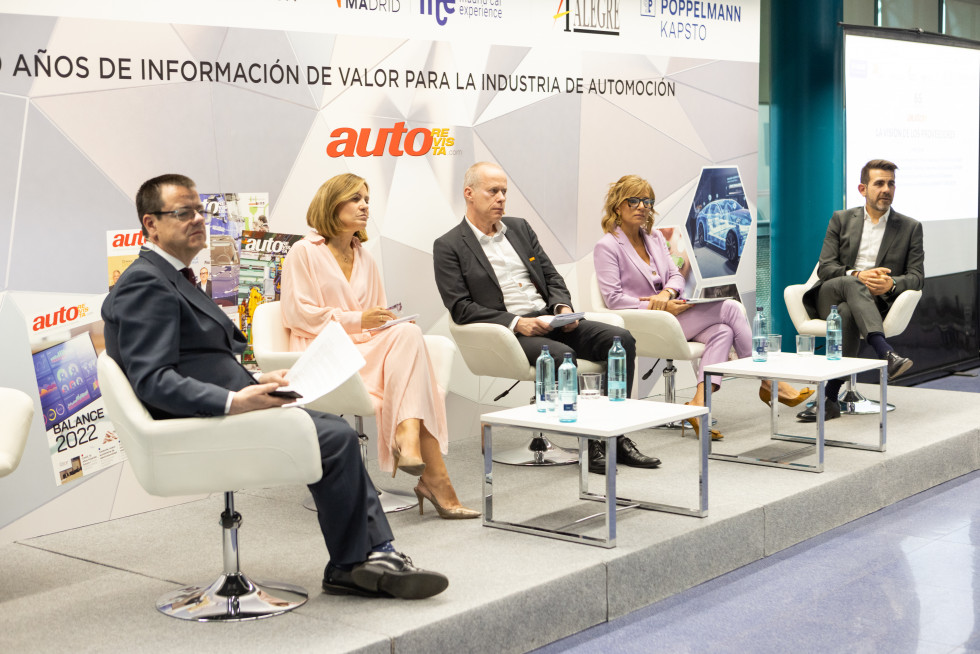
top-left (3, 380), bottom-right (978, 654)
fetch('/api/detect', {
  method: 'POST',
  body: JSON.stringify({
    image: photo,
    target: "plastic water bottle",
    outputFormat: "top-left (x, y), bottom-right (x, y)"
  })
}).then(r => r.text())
top-left (826, 305), bottom-right (843, 360)
top-left (607, 337), bottom-right (627, 401)
top-left (752, 306), bottom-right (768, 362)
top-left (558, 353), bottom-right (578, 423)
top-left (535, 345), bottom-right (555, 412)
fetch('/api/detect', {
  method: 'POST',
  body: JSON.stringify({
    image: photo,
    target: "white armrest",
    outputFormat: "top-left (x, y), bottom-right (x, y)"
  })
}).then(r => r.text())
top-left (882, 289), bottom-right (922, 337)
top-left (449, 321), bottom-right (535, 381)
top-left (248, 301), bottom-right (376, 417)
top-left (784, 282), bottom-right (818, 334)
top-left (609, 309), bottom-right (702, 361)
top-left (0, 388), bottom-right (34, 478)
top-left (423, 335), bottom-right (455, 389)
top-left (98, 353), bottom-right (321, 497)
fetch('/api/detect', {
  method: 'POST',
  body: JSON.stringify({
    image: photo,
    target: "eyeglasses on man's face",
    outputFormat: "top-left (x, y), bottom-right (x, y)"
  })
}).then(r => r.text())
top-left (151, 205), bottom-right (217, 223)
top-left (625, 197), bottom-right (653, 209)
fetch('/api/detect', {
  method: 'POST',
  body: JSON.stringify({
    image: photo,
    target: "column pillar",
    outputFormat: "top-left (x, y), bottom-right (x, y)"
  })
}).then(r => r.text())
top-left (769, 0), bottom-right (844, 338)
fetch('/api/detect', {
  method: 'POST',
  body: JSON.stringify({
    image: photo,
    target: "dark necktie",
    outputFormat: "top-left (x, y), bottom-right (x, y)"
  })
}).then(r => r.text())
top-left (179, 267), bottom-right (197, 285)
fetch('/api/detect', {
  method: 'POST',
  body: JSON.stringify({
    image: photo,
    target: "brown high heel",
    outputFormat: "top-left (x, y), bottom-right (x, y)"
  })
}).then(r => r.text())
top-left (759, 385), bottom-right (814, 408)
top-left (391, 446), bottom-right (425, 478)
top-left (413, 478), bottom-right (480, 520)
top-left (683, 402), bottom-right (723, 440)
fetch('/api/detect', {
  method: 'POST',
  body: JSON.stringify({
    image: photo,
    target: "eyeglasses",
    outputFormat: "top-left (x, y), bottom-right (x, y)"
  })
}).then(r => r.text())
top-left (625, 197), bottom-right (654, 209)
top-left (151, 205), bottom-right (216, 223)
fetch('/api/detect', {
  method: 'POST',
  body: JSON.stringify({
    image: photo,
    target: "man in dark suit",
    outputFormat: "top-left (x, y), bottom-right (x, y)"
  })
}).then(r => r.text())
top-left (798, 159), bottom-right (924, 422)
top-left (103, 174), bottom-right (447, 599)
top-left (197, 266), bottom-right (212, 296)
top-left (433, 162), bottom-right (659, 473)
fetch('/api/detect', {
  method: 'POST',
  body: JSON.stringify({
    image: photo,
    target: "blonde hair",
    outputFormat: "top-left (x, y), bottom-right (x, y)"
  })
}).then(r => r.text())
top-left (600, 175), bottom-right (656, 234)
top-left (306, 173), bottom-right (369, 242)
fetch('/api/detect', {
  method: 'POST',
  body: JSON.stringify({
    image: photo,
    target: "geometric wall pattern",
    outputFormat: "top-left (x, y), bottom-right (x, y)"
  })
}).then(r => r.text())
top-left (0, 8), bottom-right (759, 540)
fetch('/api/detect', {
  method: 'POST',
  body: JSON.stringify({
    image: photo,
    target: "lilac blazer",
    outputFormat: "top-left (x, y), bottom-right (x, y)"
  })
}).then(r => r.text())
top-left (594, 227), bottom-right (685, 310)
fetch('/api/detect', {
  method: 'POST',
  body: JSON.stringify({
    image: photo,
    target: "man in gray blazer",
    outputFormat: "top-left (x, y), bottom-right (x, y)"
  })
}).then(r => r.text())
top-left (103, 174), bottom-right (447, 599)
top-left (433, 162), bottom-right (659, 474)
top-left (798, 159), bottom-right (924, 422)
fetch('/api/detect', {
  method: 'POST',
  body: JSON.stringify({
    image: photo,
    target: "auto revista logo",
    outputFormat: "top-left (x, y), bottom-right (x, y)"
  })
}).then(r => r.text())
top-left (326, 122), bottom-right (457, 157)
top-left (33, 304), bottom-right (90, 331)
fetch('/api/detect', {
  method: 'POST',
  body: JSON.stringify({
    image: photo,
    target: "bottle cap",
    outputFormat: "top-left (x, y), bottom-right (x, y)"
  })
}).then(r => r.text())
top-left (756, 306), bottom-right (763, 311)
top-left (541, 345), bottom-right (549, 351)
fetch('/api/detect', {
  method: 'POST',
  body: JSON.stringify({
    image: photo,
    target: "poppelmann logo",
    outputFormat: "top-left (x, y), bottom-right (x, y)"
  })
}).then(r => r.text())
top-left (326, 122), bottom-right (458, 157)
top-left (554, 0), bottom-right (620, 36)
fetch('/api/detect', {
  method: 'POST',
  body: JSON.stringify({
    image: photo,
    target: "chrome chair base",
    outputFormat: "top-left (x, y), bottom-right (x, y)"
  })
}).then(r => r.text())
top-left (803, 392), bottom-right (896, 414)
top-left (378, 488), bottom-right (419, 513)
top-left (840, 395), bottom-right (896, 415)
top-left (304, 489), bottom-right (417, 513)
top-left (492, 434), bottom-right (578, 466)
top-left (156, 572), bottom-right (307, 622)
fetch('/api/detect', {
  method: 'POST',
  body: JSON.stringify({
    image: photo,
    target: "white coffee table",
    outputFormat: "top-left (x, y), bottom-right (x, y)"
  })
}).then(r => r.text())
top-left (480, 399), bottom-right (709, 548)
top-left (704, 355), bottom-right (888, 473)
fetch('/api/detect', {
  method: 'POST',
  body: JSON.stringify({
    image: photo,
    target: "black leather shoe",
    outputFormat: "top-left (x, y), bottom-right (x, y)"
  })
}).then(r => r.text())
top-left (322, 563), bottom-right (386, 597)
top-left (885, 351), bottom-right (913, 381)
top-left (616, 437), bottom-right (661, 469)
top-left (588, 440), bottom-right (606, 475)
top-left (796, 398), bottom-right (842, 423)
top-left (350, 551), bottom-right (448, 600)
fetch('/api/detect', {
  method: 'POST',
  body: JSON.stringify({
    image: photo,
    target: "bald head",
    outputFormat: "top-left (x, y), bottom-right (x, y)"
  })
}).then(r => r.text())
top-left (463, 162), bottom-right (508, 234)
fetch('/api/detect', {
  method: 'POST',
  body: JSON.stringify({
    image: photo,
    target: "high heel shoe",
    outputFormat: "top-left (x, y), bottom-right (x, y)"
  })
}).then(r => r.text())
top-left (683, 402), bottom-right (723, 440)
top-left (759, 385), bottom-right (814, 408)
top-left (391, 447), bottom-right (425, 478)
top-left (414, 478), bottom-right (480, 519)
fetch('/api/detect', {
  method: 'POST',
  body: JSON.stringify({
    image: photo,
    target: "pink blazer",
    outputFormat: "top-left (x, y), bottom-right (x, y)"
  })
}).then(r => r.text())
top-left (594, 227), bottom-right (685, 309)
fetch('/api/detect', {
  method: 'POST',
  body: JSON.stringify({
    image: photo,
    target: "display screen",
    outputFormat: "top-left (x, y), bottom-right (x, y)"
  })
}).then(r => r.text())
top-left (845, 30), bottom-right (979, 276)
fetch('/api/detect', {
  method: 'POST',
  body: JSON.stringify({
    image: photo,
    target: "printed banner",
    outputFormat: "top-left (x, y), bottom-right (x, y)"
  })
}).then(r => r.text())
top-left (19, 293), bottom-right (122, 486)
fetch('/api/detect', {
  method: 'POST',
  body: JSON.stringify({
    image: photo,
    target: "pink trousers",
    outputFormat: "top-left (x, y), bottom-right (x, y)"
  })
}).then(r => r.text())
top-left (675, 299), bottom-right (752, 387)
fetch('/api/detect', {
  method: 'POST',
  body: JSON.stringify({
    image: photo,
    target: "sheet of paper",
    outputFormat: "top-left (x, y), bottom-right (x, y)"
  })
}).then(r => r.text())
top-left (539, 312), bottom-right (584, 328)
top-left (682, 297), bottom-right (732, 305)
top-left (281, 321), bottom-right (365, 406)
top-left (366, 313), bottom-right (419, 333)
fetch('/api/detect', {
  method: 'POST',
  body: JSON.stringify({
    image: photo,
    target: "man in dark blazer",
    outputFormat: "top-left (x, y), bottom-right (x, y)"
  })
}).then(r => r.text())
top-left (103, 174), bottom-right (447, 599)
top-left (433, 162), bottom-right (659, 473)
top-left (197, 266), bottom-right (212, 296)
top-left (799, 159), bottom-right (924, 422)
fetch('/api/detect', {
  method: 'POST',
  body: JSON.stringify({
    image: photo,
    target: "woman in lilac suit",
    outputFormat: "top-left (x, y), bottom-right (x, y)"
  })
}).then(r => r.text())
top-left (594, 175), bottom-right (811, 439)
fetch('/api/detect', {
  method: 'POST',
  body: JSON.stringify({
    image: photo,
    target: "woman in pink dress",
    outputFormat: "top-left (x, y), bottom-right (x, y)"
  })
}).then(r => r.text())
top-left (593, 175), bottom-right (812, 439)
top-left (281, 173), bottom-right (478, 519)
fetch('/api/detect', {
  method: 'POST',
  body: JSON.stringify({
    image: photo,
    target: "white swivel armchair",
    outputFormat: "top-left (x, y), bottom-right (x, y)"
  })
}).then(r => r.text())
top-left (784, 264), bottom-right (922, 413)
top-left (0, 388), bottom-right (34, 478)
top-left (584, 261), bottom-right (705, 407)
top-left (251, 301), bottom-right (455, 512)
top-left (448, 312), bottom-right (624, 465)
top-left (97, 352), bottom-right (322, 622)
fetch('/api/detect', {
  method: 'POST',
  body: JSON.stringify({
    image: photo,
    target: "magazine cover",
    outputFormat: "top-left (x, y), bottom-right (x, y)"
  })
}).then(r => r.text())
top-left (105, 229), bottom-right (145, 290)
top-left (232, 193), bottom-right (271, 233)
top-left (23, 295), bottom-right (124, 486)
top-left (238, 230), bottom-right (303, 367)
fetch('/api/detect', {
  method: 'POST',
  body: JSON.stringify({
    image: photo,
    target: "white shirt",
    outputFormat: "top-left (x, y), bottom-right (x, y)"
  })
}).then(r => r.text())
top-left (144, 242), bottom-right (242, 413)
top-left (466, 217), bottom-right (547, 330)
top-left (850, 207), bottom-right (890, 273)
